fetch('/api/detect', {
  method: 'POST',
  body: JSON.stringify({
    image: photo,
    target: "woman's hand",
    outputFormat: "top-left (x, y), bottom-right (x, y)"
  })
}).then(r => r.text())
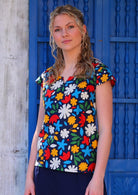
top-left (24, 177), bottom-right (35, 195)
top-left (85, 177), bottom-right (104, 195)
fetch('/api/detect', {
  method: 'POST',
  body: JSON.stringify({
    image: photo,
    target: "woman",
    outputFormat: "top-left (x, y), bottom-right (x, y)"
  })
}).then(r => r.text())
top-left (24, 4), bottom-right (115, 195)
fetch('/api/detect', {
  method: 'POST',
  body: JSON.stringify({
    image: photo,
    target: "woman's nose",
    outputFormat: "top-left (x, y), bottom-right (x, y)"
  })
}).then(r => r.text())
top-left (62, 28), bottom-right (68, 36)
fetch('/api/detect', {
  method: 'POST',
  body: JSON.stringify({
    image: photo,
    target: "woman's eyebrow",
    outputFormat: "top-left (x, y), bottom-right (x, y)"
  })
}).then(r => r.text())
top-left (54, 22), bottom-right (75, 28)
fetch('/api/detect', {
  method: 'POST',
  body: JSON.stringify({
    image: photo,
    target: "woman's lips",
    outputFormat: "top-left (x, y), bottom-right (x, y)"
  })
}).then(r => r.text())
top-left (62, 40), bottom-right (72, 44)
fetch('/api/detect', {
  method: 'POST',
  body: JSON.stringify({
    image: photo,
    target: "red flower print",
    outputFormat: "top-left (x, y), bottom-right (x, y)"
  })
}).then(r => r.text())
top-left (61, 94), bottom-right (71, 104)
top-left (86, 85), bottom-right (95, 92)
top-left (67, 76), bottom-right (74, 81)
top-left (49, 75), bottom-right (55, 84)
top-left (44, 147), bottom-right (50, 160)
top-left (60, 151), bottom-right (70, 161)
top-left (111, 77), bottom-right (116, 87)
top-left (96, 76), bottom-right (100, 84)
top-left (88, 163), bottom-right (95, 172)
top-left (49, 115), bottom-right (59, 124)
top-left (82, 135), bottom-right (89, 146)
top-left (39, 129), bottom-right (45, 138)
top-left (45, 89), bottom-right (54, 98)
top-left (79, 114), bottom-right (86, 127)
top-left (92, 62), bottom-right (99, 68)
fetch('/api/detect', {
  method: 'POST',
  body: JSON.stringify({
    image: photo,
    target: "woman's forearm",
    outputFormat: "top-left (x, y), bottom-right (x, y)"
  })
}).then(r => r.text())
top-left (26, 131), bottom-right (39, 179)
top-left (93, 130), bottom-right (112, 180)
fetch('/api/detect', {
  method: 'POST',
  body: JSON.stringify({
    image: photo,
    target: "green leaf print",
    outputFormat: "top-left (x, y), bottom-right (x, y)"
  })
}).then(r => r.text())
top-left (75, 157), bottom-right (81, 162)
top-left (90, 79), bottom-right (95, 85)
top-left (62, 86), bottom-right (65, 92)
top-left (71, 133), bottom-right (79, 137)
top-left (91, 134), bottom-right (96, 140)
top-left (72, 136), bottom-right (80, 141)
top-left (52, 104), bottom-right (56, 110)
top-left (79, 155), bottom-right (84, 160)
top-left (85, 101), bottom-right (88, 107)
top-left (70, 141), bottom-right (78, 145)
top-left (74, 159), bottom-right (78, 166)
top-left (77, 152), bottom-right (83, 156)
top-left (89, 158), bottom-right (93, 162)
top-left (50, 110), bottom-right (56, 114)
top-left (56, 103), bottom-right (59, 109)
top-left (56, 88), bottom-right (61, 93)
top-left (91, 152), bottom-right (96, 159)
top-left (87, 104), bottom-right (91, 110)
top-left (79, 104), bottom-right (84, 110)
top-left (77, 140), bottom-right (80, 146)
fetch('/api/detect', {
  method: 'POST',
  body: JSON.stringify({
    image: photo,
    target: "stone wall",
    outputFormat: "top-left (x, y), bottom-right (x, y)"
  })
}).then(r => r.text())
top-left (0, 1), bottom-right (29, 194)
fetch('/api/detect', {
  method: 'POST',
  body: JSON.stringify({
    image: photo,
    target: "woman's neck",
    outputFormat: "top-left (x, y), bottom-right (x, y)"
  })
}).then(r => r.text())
top-left (62, 50), bottom-right (79, 69)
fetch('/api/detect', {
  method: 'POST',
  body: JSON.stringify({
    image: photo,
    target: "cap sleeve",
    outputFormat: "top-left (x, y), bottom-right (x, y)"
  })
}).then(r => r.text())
top-left (94, 62), bottom-right (116, 87)
top-left (35, 67), bottom-right (51, 87)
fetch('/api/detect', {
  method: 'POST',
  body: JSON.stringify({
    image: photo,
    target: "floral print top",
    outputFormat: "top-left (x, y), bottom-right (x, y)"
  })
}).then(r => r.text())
top-left (35, 60), bottom-right (116, 174)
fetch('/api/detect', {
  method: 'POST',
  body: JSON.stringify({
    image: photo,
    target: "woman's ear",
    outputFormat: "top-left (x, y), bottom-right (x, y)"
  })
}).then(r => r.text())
top-left (83, 25), bottom-right (87, 34)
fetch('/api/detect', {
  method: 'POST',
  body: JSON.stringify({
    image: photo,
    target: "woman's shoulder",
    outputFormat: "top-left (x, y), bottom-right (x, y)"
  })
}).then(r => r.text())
top-left (92, 58), bottom-right (106, 69)
top-left (35, 66), bottom-right (54, 86)
top-left (91, 59), bottom-right (116, 87)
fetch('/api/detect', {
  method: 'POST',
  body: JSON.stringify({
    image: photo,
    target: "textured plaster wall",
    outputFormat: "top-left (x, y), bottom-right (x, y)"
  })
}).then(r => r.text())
top-left (0, 0), bottom-right (29, 194)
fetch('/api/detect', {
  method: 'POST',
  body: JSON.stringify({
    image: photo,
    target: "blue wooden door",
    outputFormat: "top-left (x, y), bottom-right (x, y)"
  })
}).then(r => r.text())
top-left (29, 0), bottom-right (138, 194)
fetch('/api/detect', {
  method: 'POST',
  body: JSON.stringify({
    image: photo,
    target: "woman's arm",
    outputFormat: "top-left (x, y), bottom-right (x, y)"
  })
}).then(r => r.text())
top-left (24, 88), bottom-right (45, 195)
top-left (85, 81), bottom-right (113, 195)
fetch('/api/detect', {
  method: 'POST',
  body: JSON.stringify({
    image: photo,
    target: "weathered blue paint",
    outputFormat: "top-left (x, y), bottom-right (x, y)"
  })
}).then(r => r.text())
top-left (29, 0), bottom-right (38, 153)
top-left (29, 0), bottom-right (138, 194)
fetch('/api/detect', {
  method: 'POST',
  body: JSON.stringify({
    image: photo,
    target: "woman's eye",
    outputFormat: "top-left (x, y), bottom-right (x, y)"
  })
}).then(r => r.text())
top-left (68, 25), bottom-right (74, 29)
top-left (54, 28), bottom-right (60, 32)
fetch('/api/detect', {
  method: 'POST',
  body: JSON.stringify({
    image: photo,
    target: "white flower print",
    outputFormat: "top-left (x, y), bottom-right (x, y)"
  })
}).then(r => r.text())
top-left (49, 125), bottom-right (55, 134)
top-left (58, 104), bottom-right (72, 119)
top-left (65, 165), bottom-right (78, 173)
top-left (93, 103), bottom-right (96, 109)
top-left (64, 84), bottom-right (77, 95)
top-left (86, 110), bottom-right (92, 114)
top-left (51, 80), bottom-right (63, 90)
top-left (50, 144), bottom-right (57, 148)
top-left (60, 129), bottom-right (69, 139)
top-left (81, 91), bottom-right (89, 100)
top-left (85, 124), bottom-right (96, 136)
top-left (50, 157), bottom-right (61, 170)
top-left (37, 137), bottom-right (42, 150)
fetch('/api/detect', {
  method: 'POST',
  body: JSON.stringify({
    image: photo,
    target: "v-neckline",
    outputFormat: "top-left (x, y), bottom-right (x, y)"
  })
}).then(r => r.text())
top-left (58, 75), bottom-right (75, 83)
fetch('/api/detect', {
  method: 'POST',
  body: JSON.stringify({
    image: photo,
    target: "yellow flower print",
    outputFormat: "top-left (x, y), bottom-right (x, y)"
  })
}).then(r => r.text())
top-left (68, 116), bottom-right (76, 125)
top-left (70, 98), bottom-right (77, 106)
top-left (51, 148), bottom-right (58, 157)
top-left (56, 92), bottom-right (63, 101)
top-left (71, 145), bottom-right (79, 153)
top-left (87, 114), bottom-right (94, 123)
top-left (98, 67), bottom-right (103, 72)
top-left (43, 133), bottom-right (48, 140)
top-left (39, 158), bottom-right (44, 165)
top-left (39, 149), bottom-right (43, 157)
top-left (79, 162), bottom-right (88, 172)
top-left (70, 129), bottom-right (77, 133)
top-left (44, 115), bottom-right (49, 123)
top-left (92, 140), bottom-right (98, 149)
top-left (78, 81), bottom-right (87, 88)
top-left (57, 76), bottom-right (62, 80)
top-left (54, 136), bottom-right (58, 141)
top-left (90, 101), bottom-right (93, 107)
top-left (101, 74), bottom-right (109, 82)
top-left (73, 124), bottom-right (78, 128)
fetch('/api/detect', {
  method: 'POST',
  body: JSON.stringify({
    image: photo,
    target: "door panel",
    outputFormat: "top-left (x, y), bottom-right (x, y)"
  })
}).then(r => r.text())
top-left (29, 0), bottom-right (138, 194)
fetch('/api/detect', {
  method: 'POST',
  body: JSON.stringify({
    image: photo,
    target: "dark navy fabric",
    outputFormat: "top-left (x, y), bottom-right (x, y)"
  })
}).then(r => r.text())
top-left (34, 166), bottom-right (107, 195)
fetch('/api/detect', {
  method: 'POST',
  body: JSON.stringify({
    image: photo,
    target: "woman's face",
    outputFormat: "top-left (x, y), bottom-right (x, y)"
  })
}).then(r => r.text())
top-left (52, 14), bottom-right (86, 54)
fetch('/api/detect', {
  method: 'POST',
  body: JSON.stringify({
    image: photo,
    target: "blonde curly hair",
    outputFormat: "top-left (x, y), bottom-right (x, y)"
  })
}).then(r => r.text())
top-left (48, 4), bottom-right (94, 83)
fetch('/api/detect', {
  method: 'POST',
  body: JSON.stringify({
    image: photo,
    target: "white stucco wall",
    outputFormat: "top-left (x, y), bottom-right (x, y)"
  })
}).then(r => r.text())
top-left (0, 1), bottom-right (29, 194)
